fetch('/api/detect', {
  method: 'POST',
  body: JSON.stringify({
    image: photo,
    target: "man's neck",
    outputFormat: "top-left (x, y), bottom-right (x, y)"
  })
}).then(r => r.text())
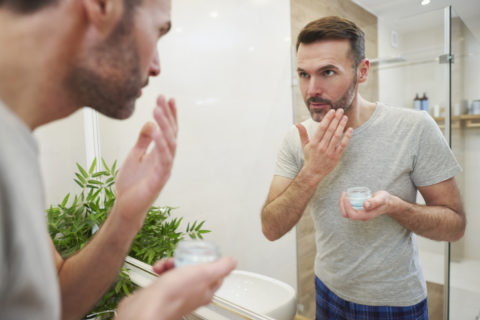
top-left (345, 94), bottom-right (377, 129)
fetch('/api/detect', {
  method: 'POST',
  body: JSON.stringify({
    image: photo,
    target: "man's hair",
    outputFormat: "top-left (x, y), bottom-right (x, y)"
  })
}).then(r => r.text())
top-left (0, 0), bottom-right (57, 13)
top-left (296, 16), bottom-right (365, 68)
top-left (0, 0), bottom-right (141, 14)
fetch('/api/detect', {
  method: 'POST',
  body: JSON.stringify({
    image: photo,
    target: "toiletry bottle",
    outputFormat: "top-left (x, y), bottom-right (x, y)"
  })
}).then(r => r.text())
top-left (414, 93), bottom-right (421, 110)
top-left (421, 92), bottom-right (429, 113)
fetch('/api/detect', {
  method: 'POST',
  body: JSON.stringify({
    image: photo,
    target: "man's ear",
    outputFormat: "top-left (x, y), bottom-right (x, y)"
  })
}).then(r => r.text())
top-left (82, 0), bottom-right (124, 36)
top-left (357, 59), bottom-right (370, 84)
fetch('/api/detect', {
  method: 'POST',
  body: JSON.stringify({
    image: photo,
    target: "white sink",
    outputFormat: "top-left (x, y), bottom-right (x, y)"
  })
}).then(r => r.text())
top-left (124, 258), bottom-right (297, 320)
top-left (214, 270), bottom-right (297, 320)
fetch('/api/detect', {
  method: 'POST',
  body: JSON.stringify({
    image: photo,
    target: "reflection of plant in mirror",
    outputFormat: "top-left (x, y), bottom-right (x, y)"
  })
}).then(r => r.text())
top-left (47, 159), bottom-right (210, 319)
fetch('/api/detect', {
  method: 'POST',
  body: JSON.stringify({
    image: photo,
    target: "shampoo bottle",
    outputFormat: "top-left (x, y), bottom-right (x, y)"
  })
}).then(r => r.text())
top-left (414, 93), bottom-right (421, 110)
top-left (421, 92), bottom-right (429, 112)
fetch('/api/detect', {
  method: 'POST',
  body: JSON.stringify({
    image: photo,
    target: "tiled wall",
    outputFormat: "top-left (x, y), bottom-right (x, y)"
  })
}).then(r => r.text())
top-left (290, 0), bottom-right (378, 317)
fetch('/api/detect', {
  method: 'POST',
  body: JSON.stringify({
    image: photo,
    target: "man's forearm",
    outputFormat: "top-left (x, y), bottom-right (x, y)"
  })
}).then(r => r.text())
top-left (261, 169), bottom-right (322, 241)
top-left (58, 204), bottom-right (140, 320)
top-left (388, 196), bottom-right (466, 242)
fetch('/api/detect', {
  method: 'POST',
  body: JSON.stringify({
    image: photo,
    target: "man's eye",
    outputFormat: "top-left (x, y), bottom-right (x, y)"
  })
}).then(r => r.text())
top-left (298, 72), bottom-right (309, 79)
top-left (323, 70), bottom-right (335, 77)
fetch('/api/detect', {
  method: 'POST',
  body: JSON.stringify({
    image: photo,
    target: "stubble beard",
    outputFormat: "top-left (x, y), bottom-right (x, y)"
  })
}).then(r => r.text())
top-left (306, 74), bottom-right (357, 123)
top-left (64, 12), bottom-right (143, 120)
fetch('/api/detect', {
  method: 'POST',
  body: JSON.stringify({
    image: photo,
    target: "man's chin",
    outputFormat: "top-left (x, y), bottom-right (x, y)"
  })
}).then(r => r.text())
top-left (310, 110), bottom-right (327, 123)
top-left (94, 100), bottom-right (136, 120)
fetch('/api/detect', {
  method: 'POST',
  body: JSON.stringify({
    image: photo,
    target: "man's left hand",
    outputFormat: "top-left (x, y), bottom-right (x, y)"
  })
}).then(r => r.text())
top-left (340, 190), bottom-right (396, 221)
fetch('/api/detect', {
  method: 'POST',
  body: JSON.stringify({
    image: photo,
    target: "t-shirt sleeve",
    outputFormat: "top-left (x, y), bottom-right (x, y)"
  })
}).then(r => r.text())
top-left (411, 112), bottom-right (462, 187)
top-left (274, 126), bottom-right (302, 179)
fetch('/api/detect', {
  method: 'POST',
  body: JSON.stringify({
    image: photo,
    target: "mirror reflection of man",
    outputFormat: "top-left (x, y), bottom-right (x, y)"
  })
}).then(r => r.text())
top-left (0, 0), bottom-right (236, 319)
top-left (261, 16), bottom-right (465, 319)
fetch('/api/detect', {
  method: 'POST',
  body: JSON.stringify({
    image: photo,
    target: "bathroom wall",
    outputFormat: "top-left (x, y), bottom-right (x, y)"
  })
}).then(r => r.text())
top-left (96, 0), bottom-right (297, 288)
top-left (290, 0), bottom-right (378, 317)
top-left (35, 111), bottom-right (87, 209)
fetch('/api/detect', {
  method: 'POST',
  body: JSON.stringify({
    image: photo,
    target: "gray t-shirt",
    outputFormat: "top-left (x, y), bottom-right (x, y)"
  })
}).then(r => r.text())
top-left (275, 103), bottom-right (461, 306)
top-left (0, 102), bottom-right (60, 319)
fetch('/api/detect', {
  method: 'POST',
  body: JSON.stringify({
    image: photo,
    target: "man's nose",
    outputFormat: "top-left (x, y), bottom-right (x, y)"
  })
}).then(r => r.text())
top-left (149, 48), bottom-right (160, 77)
top-left (307, 76), bottom-right (322, 97)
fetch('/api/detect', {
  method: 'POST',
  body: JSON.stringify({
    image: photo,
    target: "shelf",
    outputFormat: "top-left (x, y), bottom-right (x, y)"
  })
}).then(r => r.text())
top-left (432, 114), bottom-right (480, 129)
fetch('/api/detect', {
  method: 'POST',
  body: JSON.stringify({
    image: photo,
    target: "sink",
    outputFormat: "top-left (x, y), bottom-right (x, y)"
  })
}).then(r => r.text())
top-left (214, 270), bottom-right (297, 320)
top-left (123, 257), bottom-right (297, 320)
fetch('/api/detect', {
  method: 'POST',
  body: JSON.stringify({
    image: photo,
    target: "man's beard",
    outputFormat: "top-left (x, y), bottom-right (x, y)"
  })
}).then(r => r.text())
top-left (306, 74), bottom-right (357, 122)
top-left (64, 12), bottom-right (143, 120)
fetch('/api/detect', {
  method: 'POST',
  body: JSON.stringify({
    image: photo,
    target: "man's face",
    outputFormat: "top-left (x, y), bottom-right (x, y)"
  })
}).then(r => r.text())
top-left (296, 39), bottom-right (358, 122)
top-left (66, 0), bottom-right (172, 119)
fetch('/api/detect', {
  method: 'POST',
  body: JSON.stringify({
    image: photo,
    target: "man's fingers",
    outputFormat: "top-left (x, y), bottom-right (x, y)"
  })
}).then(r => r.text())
top-left (204, 257), bottom-right (237, 282)
top-left (311, 109), bottom-right (335, 143)
top-left (295, 123), bottom-right (309, 148)
top-left (167, 98), bottom-right (178, 136)
top-left (153, 258), bottom-right (175, 275)
top-left (335, 127), bottom-right (353, 156)
top-left (321, 109), bottom-right (344, 148)
top-left (153, 104), bottom-right (177, 155)
top-left (326, 113), bottom-right (348, 152)
top-left (134, 122), bottom-right (156, 153)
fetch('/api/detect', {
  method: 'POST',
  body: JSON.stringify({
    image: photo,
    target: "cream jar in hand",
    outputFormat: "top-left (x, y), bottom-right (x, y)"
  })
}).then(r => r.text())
top-left (346, 187), bottom-right (372, 210)
top-left (174, 240), bottom-right (220, 267)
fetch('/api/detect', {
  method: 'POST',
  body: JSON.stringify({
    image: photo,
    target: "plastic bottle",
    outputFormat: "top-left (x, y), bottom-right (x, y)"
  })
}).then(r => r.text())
top-left (414, 93), bottom-right (421, 110)
top-left (420, 92), bottom-right (429, 112)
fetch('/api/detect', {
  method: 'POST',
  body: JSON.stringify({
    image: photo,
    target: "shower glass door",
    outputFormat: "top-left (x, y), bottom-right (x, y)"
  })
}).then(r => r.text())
top-left (448, 6), bottom-right (480, 320)
top-left (377, 5), bottom-right (480, 319)
top-left (375, 6), bottom-right (453, 319)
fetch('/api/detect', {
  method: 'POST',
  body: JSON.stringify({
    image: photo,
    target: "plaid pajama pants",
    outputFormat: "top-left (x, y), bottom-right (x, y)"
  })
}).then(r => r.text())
top-left (315, 277), bottom-right (429, 320)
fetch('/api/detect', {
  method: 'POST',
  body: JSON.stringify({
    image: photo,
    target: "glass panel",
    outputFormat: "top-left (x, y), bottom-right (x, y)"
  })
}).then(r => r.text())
top-left (449, 6), bottom-right (480, 319)
top-left (375, 8), bottom-right (449, 319)
top-left (96, 0), bottom-right (296, 287)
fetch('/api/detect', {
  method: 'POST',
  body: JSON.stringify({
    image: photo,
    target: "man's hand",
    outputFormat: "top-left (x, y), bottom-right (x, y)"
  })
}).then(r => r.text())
top-left (152, 258), bottom-right (175, 275)
top-left (340, 190), bottom-right (395, 221)
top-left (296, 108), bottom-right (352, 183)
top-left (115, 257), bottom-right (237, 320)
top-left (55, 96), bottom-right (179, 320)
top-left (114, 95), bottom-right (178, 230)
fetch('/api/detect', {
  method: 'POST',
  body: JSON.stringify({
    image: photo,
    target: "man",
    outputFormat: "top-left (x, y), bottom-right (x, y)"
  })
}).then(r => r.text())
top-left (261, 16), bottom-right (465, 319)
top-left (0, 0), bottom-right (236, 319)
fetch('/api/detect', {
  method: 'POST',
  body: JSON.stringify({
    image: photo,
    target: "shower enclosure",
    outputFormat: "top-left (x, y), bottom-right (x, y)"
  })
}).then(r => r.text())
top-left (375, 6), bottom-right (480, 319)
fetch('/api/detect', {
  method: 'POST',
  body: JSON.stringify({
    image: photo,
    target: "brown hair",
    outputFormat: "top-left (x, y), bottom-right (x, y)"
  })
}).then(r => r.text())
top-left (0, 0), bottom-right (57, 13)
top-left (296, 16), bottom-right (365, 68)
top-left (0, 0), bottom-right (141, 14)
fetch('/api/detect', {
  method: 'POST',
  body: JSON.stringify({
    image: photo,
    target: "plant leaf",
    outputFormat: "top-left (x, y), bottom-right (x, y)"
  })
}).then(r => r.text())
top-left (74, 179), bottom-right (84, 188)
top-left (76, 163), bottom-right (89, 178)
top-left (88, 158), bottom-right (97, 175)
top-left (87, 179), bottom-right (103, 185)
top-left (61, 193), bottom-right (70, 207)
top-left (102, 158), bottom-right (110, 173)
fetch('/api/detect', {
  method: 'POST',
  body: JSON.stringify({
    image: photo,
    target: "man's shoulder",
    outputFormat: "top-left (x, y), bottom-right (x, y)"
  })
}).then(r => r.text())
top-left (377, 102), bottom-right (430, 125)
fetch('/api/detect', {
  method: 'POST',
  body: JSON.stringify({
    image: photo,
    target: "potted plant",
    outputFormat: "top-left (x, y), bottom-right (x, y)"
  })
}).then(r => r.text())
top-left (48, 159), bottom-right (210, 319)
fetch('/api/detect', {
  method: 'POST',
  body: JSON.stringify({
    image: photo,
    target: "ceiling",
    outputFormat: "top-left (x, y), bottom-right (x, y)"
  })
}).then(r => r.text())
top-left (351, 0), bottom-right (480, 39)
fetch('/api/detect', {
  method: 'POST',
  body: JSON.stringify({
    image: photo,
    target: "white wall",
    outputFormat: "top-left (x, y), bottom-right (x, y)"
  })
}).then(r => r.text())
top-left (98, 0), bottom-right (297, 288)
top-left (35, 111), bottom-right (87, 209)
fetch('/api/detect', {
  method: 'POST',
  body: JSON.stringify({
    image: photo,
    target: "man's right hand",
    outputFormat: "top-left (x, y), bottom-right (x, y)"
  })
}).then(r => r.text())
top-left (296, 108), bottom-right (352, 183)
top-left (115, 257), bottom-right (237, 320)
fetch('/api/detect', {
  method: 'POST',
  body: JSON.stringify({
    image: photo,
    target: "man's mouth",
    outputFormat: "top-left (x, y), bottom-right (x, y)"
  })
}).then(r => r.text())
top-left (309, 102), bottom-right (330, 112)
top-left (137, 80), bottom-right (150, 98)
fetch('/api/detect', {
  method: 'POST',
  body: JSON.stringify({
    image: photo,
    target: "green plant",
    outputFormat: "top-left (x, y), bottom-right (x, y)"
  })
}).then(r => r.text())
top-left (47, 159), bottom-right (210, 319)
